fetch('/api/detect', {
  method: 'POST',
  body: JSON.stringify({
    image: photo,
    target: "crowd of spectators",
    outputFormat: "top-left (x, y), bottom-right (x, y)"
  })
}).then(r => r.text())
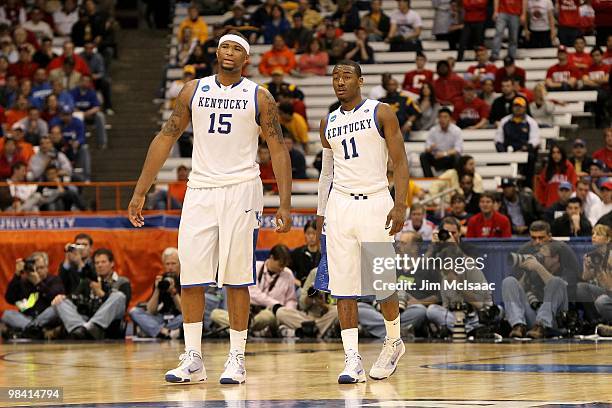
top-left (0, 0), bottom-right (118, 212)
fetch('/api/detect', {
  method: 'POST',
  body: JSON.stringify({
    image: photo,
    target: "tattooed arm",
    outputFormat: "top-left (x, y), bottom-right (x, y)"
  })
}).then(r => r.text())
top-left (257, 86), bottom-right (292, 233)
top-left (128, 80), bottom-right (196, 227)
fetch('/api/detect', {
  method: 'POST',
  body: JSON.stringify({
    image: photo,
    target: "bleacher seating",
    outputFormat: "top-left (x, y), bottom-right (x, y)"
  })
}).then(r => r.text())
top-left (162, 0), bottom-right (607, 199)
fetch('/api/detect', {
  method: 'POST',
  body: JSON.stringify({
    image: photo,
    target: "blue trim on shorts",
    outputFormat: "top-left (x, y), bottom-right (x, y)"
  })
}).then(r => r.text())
top-left (314, 234), bottom-right (329, 292)
top-left (181, 281), bottom-right (216, 288)
top-left (223, 228), bottom-right (259, 288)
top-left (331, 294), bottom-right (362, 299)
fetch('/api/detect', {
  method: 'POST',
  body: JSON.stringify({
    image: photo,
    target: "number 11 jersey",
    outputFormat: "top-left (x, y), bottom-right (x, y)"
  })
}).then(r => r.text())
top-left (189, 75), bottom-right (261, 188)
top-left (325, 99), bottom-right (389, 195)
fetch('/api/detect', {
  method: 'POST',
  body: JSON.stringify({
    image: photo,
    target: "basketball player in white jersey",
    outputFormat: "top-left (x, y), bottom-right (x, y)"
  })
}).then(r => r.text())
top-left (127, 32), bottom-right (292, 385)
top-left (316, 60), bottom-right (409, 383)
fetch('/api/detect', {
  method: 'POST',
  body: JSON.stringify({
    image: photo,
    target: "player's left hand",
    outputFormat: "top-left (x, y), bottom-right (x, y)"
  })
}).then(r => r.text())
top-left (275, 206), bottom-right (292, 233)
top-left (128, 194), bottom-right (146, 227)
top-left (386, 204), bottom-right (407, 236)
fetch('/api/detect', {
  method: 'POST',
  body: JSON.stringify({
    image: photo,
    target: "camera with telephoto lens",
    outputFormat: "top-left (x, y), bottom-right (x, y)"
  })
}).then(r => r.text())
top-left (66, 243), bottom-right (85, 253)
top-left (437, 227), bottom-right (451, 242)
top-left (157, 277), bottom-right (174, 294)
top-left (507, 252), bottom-right (544, 268)
top-left (23, 257), bottom-right (36, 273)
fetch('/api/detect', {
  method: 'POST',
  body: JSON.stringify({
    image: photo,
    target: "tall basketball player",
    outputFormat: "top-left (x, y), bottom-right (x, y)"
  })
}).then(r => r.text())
top-left (316, 60), bottom-right (409, 383)
top-left (127, 32), bottom-right (292, 385)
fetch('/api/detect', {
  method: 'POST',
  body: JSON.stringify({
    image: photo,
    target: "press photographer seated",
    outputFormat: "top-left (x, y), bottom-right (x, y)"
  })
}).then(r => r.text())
top-left (502, 221), bottom-right (580, 339)
top-left (52, 248), bottom-right (132, 340)
top-left (1, 252), bottom-right (64, 339)
top-left (425, 218), bottom-right (499, 338)
top-left (130, 247), bottom-right (183, 339)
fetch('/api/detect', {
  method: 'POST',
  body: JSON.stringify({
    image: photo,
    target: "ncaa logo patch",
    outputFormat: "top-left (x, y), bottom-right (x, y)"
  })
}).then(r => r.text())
top-left (364, 109), bottom-right (369, 113)
top-left (243, 88), bottom-right (248, 92)
top-left (330, 115), bottom-right (336, 122)
top-left (201, 85), bottom-right (210, 92)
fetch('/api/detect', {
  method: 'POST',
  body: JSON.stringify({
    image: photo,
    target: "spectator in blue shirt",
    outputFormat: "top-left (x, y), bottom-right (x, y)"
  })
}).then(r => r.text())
top-left (49, 106), bottom-right (91, 181)
top-left (30, 68), bottom-right (52, 105)
top-left (49, 105), bottom-right (86, 145)
top-left (70, 75), bottom-right (107, 149)
top-left (33, 80), bottom-right (75, 111)
top-left (80, 41), bottom-right (113, 114)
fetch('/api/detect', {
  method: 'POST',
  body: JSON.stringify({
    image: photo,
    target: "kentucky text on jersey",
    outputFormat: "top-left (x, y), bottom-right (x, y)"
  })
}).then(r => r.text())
top-left (326, 118), bottom-right (373, 139)
top-left (197, 97), bottom-right (249, 110)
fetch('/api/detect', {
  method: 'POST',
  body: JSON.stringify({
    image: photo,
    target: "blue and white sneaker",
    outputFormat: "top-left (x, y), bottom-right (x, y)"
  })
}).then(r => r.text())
top-left (165, 350), bottom-right (207, 383)
top-left (220, 350), bottom-right (246, 384)
top-left (369, 337), bottom-right (405, 380)
top-left (338, 351), bottom-right (366, 384)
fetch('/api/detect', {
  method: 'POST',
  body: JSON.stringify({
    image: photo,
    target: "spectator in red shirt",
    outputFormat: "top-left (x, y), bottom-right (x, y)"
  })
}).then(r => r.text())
top-left (593, 128), bottom-right (612, 169)
top-left (535, 144), bottom-right (578, 207)
top-left (546, 46), bottom-right (579, 91)
top-left (467, 192), bottom-right (513, 237)
top-left (46, 40), bottom-right (91, 76)
top-left (402, 52), bottom-right (434, 95)
top-left (258, 144), bottom-right (277, 194)
top-left (433, 60), bottom-right (465, 104)
top-left (8, 46), bottom-right (38, 81)
top-left (494, 56), bottom-right (526, 92)
top-left (465, 46), bottom-right (497, 87)
top-left (458, 0), bottom-right (488, 61)
top-left (0, 138), bottom-right (25, 180)
top-left (452, 83), bottom-right (490, 129)
top-left (557, 0), bottom-right (581, 46)
top-left (258, 35), bottom-right (297, 76)
top-left (583, 47), bottom-right (610, 127)
top-left (591, 0), bottom-right (612, 46)
top-left (604, 35), bottom-right (612, 65)
top-left (491, 0), bottom-right (527, 61)
top-left (568, 36), bottom-right (593, 77)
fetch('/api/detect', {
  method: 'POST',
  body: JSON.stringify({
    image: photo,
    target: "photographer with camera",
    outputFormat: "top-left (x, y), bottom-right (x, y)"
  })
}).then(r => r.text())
top-left (59, 233), bottom-right (96, 295)
top-left (359, 231), bottom-right (435, 339)
top-left (129, 247), bottom-right (183, 339)
top-left (426, 218), bottom-right (497, 338)
top-left (52, 248), bottom-right (131, 340)
top-left (502, 221), bottom-right (580, 338)
top-left (211, 245), bottom-right (297, 337)
top-left (26, 136), bottom-right (72, 182)
top-left (577, 225), bottom-right (612, 329)
top-left (1, 252), bottom-right (64, 339)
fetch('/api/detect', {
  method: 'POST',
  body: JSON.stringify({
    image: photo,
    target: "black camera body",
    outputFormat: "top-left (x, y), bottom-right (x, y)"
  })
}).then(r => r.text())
top-left (438, 227), bottom-right (451, 242)
top-left (23, 257), bottom-right (36, 273)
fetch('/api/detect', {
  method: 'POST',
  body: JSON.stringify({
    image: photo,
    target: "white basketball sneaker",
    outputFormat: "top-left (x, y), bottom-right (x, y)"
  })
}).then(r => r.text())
top-left (369, 337), bottom-right (405, 380)
top-left (165, 350), bottom-right (207, 383)
top-left (219, 350), bottom-right (246, 384)
top-left (338, 351), bottom-right (367, 384)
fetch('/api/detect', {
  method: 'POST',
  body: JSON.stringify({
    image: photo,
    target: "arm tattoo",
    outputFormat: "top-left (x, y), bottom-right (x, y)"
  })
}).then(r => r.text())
top-left (160, 85), bottom-right (190, 138)
top-left (262, 90), bottom-right (284, 143)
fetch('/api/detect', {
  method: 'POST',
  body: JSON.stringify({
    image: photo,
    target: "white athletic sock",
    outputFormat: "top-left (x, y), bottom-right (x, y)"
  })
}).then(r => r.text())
top-left (229, 329), bottom-right (247, 354)
top-left (183, 322), bottom-right (203, 355)
top-left (385, 315), bottom-right (401, 341)
top-left (341, 328), bottom-right (359, 354)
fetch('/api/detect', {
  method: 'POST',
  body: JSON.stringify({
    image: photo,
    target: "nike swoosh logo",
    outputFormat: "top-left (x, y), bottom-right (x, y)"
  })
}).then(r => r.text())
top-left (245, 209), bottom-right (252, 213)
top-left (188, 368), bottom-right (200, 374)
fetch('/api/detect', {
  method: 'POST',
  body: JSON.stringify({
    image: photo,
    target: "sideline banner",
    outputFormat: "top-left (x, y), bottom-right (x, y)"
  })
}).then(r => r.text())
top-left (0, 214), bottom-right (312, 312)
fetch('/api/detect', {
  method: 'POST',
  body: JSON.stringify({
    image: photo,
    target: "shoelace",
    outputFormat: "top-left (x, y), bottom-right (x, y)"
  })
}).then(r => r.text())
top-left (374, 338), bottom-right (396, 367)
top-left (344, 352), bottom-right (362, 372)
top-left (225, 352), bottom-right (244, 369)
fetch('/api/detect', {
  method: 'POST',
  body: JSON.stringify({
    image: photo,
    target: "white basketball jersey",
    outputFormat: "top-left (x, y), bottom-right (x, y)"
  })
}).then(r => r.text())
top-left (325, 99), bottom-right (389, 194)
top-left (188, 75), bottom-right (260, 188)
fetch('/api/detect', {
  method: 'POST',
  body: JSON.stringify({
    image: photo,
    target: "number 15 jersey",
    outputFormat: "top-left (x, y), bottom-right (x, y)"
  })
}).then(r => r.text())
top-left (189, 75), bottom-right (261, 188)
top-left (325, 99), bottom-right (389, 195)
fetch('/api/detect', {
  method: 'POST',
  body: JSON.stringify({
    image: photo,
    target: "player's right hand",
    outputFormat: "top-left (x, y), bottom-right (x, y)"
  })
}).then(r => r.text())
top-left (128, 194), bottom-right (146, 227)
top-left (386, 204), bottom-right (407, 236)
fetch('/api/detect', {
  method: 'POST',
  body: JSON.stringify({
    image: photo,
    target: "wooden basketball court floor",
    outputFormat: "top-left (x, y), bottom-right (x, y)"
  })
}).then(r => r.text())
top-left (0, 339), bottom-right (611, 407)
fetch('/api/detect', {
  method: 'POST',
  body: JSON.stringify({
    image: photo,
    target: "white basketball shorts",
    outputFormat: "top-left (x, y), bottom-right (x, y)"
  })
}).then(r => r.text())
top-left (317, 188), bottom-right (395, 297)
top-left (178, 177), bottom-right (263, 287)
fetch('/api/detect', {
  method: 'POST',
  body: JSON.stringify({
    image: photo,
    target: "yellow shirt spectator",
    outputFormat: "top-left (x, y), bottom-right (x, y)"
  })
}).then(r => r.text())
top-left (178, 7), bottom-right (209, 43)
top-left (279, 101), bottom-right (309, 149)
top-left (405, 180), bottom-right (423, 207)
